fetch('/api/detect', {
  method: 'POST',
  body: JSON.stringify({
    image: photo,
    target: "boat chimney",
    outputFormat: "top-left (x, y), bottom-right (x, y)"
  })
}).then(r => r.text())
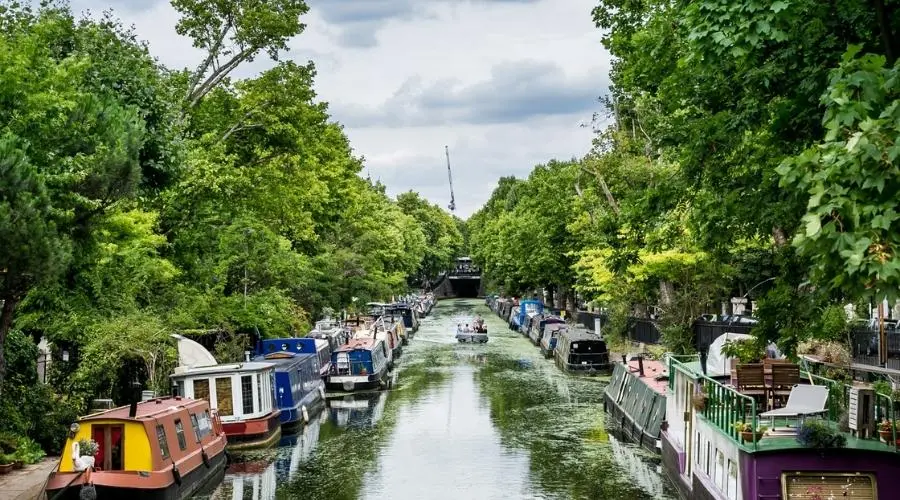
top-left (594, 317), bottom-right (602, 339)
top-left (129, 401), bottom-right (138, 418)
top-left (244, 350), bottom-right (251, 362)
top-left (699, 345), bottom-right (708, 375)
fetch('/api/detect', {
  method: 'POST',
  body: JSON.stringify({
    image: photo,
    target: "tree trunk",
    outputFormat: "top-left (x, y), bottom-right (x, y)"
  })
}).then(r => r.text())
top-left (0, 295), bottom-right (20, 395)
top-left (659, 280), bottom-right (675, 307)
top-left (873, 0), bottom-right (898, 65)
top-left (772, 226), bottom-right (788, 247)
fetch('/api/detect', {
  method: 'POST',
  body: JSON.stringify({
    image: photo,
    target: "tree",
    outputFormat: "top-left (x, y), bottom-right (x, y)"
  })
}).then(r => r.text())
top-left (396, 191), bottom-right (463, 280)
top-left (0, 9), bottom-right (148, 387)
top-left (172, 0), bottom-right (310, 107)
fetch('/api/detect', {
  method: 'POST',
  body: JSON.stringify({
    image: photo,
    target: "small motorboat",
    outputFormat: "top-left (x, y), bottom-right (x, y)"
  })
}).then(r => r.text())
top-left (455, 319), bottom-right (488, 343)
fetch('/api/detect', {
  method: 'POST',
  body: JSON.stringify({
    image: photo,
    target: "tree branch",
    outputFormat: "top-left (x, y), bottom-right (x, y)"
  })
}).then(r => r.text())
top-left (187, 21), bottom-right (233, 102)
top-left (188, 48), bottom-right (253, 108)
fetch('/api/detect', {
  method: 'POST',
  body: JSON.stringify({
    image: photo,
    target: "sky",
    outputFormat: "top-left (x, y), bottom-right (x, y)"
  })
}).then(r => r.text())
top-left (65, 0), bottom-right (611, 218)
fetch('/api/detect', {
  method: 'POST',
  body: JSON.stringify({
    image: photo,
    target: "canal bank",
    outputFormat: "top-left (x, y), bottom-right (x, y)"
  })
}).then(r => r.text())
top-left (205, 299), bottom-right (675, 500)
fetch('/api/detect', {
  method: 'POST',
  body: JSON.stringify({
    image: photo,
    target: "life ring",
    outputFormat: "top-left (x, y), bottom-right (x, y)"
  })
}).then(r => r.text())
top-left (302, 405), bottom-right (310, 424)
top-left (201, 450), bottom-right (211, 468)
top-left (172, 464), bottom-right (182, 486)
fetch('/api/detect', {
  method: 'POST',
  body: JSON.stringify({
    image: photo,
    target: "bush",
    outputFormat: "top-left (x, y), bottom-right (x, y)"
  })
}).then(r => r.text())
top-left (796, 419), bottom-right (847, 449)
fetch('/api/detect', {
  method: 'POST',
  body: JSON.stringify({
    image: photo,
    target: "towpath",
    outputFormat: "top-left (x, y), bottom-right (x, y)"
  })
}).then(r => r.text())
top-left (0, 457), bottom-right (59, 500)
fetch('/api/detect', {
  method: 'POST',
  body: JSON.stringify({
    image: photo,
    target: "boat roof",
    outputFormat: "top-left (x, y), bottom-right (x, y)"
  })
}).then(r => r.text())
top-left (80, 396), bottom-right (208, 422)
top-left (335, 337), bottom-right (380, 352)
top-left (253, 351), bottom-right (315, 364)
top-left (561, 331), bottom-right (605, 343)
top-left (170, 361), bottom-right (274, 378)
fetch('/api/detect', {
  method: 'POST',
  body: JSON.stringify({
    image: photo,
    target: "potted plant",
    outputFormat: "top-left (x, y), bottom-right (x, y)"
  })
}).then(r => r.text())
top-left (0, 454), bottom-right (12, 474)
top-left (77, 438), bottom-right (98, 457)
top-left (878, 419), bottom-right (896, 443)
top-left (733, 421), bottom-right (767, 443)
top-left (721, 339), bottom-right (765, 364)
top-left (11, 449), bottom-right (23, 470)
top-left (796, 419), bottom-right (847, 449)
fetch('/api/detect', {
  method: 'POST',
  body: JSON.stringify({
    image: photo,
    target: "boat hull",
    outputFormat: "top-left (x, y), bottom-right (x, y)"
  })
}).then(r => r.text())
top-left (280, 387), bottom-right (325, 428)
top-left (326, 370), bottom-right (388, 392)
top-left (223, 411), bottom-right (283, 450)
top-left (456, 333), bottom-right (488, 343)
top-left (46, 449), bottom-right (226, 500)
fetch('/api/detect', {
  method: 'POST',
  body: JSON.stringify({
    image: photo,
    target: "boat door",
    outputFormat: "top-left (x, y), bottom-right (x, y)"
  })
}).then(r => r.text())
top-left (91, 424), bottom-right (124, 471)
top-left (681, 378), bottom-right (693, 480)
top-left (336, 352), bottom-right (350, 374)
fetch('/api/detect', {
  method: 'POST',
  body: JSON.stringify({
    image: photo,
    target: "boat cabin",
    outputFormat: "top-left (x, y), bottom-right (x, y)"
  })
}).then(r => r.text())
top-left (256, 337), bottom-right (331, 379)
top-left (528, 315), bottom-right (566, 345)
top-left (47, 397), bottom-right (227, 499)
top-left (663, 356), bottom-right (899, 500)
top-left (252, 344), bottom-right (325, 426)
top-left (171, 362), bottom-right (282, 449)
top-left (327, 337), bottom-right (390, 391)
top-left (554, 331), bottom-right (610, 373)
top-left (539, 323), bottom-right (569, 357)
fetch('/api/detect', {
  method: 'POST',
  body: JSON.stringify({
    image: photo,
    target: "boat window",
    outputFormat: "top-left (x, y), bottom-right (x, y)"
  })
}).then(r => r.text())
top-left (190, 413), bottom-right (201, 442)
top-left (194, 379), bottom-right (210, 401)
top-left (241, 375), bottom-right (254, 415)
top-left (782, 473), bottom-right (875, 500)
top-left (174, 419), bottom-right (187, 451)
top-left (215, 377), bottom-right (233, 416)
top-left (176, 380), bottom-right (184, 398)
top-left (714, 450), bottom-right (725, 490)
top-left (257, 373), bottom-right (264, 411)
top-left (91, 424), bottom-right (124, 471)
top-left (156, 424), bottom-right (170, 459)
top-left (199, 410), bottom-right (212, 438)
top-left (726, 460), bottom-right (737, 500)
top-left (705, 442), bottom-right (711, 474)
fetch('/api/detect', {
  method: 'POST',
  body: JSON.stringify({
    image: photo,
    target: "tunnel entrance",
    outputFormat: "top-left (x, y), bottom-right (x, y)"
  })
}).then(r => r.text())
top-left (449, 277), bottom-right (481, 298)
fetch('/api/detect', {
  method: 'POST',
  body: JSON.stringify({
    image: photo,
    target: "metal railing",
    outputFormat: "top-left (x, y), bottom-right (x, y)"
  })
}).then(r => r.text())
top-left (669, 356), bottom-right (759, 450)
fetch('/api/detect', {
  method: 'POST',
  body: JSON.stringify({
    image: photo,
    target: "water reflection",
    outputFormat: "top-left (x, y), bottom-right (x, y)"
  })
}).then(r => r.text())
top-left (607, 432), bottom-right (668, 498)
top-left (327, 391), bottom-right (389, 429)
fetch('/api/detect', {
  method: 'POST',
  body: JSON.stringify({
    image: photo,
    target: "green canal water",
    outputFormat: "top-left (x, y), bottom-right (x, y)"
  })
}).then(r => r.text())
top-left (204, 299), bottom-right (677, 500)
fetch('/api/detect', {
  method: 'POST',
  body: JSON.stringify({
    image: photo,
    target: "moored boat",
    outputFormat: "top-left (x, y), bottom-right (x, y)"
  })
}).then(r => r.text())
top-left (171, 362), bottom-right (282, 450)
top-left (46, 397), bottom-right (227, 500)
top-left (528, 314), bottom-right (566, 345)
top-left (326, 337), bottom-right (391, 392)
top-left (539, 322), bottom-right (569, 358)
top-left (662, 355), bottom-right (900, 500)
top-left (252, 338), bottom-right (326, 429)
top-left (554, 330), bottom-right (611, 374)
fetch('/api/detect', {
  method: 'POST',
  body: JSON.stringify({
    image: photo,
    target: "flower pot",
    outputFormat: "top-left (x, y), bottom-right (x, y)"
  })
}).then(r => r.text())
top-left (0, 463), bottom-right (12, 474)
top-left (740, 431), bottom-right (763, 443)
top-left (879, 430), bottom-right (894, 444)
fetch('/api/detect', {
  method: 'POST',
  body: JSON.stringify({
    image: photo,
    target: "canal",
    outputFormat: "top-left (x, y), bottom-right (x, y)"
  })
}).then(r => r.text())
top-left (204, 299), bottom-right (676, 500)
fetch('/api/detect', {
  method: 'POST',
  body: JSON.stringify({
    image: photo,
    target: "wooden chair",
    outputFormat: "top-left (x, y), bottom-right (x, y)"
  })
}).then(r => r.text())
top-left (770, 363), bottom-right (800, 408)
top-left (736, 363), bottom-right (767, 409)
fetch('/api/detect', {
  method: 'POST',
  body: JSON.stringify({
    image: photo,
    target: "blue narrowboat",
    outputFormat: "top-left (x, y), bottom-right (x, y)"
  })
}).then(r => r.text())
top-left (253, 339), bottom-right (326, 428)
top-left (326, 337), bottom-right (390, 392)
top-left (386, 302), bottom-right (419, 335)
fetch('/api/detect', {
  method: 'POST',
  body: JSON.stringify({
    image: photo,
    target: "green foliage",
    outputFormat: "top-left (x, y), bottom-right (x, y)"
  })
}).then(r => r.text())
top-left (0, 2), bottom-right (443, 451)
top-left (720, 338), bottom-right (765, 364)
top-left (778, 47), bottom-right (900, 302)
top-left (796, 419), bottom-right (847, 449)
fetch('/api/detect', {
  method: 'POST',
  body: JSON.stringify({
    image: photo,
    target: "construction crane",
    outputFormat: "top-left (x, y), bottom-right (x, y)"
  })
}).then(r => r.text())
top-left (445, 145), bottom-right (456, 212)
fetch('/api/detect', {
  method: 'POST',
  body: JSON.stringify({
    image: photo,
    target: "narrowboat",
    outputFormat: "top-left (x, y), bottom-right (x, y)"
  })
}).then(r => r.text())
top-left (327, 337), bottom-right (391, 392)
top-left (386, 302), bottom-right (419, 335)
top-left (554, 330), bottom-right (610, 373)
top-left (514, 300), bottom-right (544, 334)
top-left (171, 362), bottom-right (282, 450)
top-left (528, 314), bottom-right (566, 345)
top-left (662, 355), bottom-right (900, 500)
top-left (353, 318), bottom-right (402, 364)
top-left (539, 322), bottom-right (568, 358)
top-left (508, 304), bottom-right (521, 330)
top-left (46, 397), bottom-right (227, 500)
top-left (252, 338), bottom-right (326, 428)
top-left (308, 318), bottom-right (350, 353)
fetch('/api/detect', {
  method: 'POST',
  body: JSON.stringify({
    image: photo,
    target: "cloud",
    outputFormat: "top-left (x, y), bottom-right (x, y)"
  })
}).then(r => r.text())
top-left (332, 60), bottom-right (607, 128)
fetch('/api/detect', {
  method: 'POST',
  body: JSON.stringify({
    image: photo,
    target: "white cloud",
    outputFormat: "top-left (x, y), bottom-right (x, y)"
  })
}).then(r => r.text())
top-left (64, 0), bottom-right (611, 217)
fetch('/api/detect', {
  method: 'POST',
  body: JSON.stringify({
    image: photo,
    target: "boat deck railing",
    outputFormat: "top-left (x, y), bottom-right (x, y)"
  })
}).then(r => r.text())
top-left (668, 357), bottom-right (900, 453)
